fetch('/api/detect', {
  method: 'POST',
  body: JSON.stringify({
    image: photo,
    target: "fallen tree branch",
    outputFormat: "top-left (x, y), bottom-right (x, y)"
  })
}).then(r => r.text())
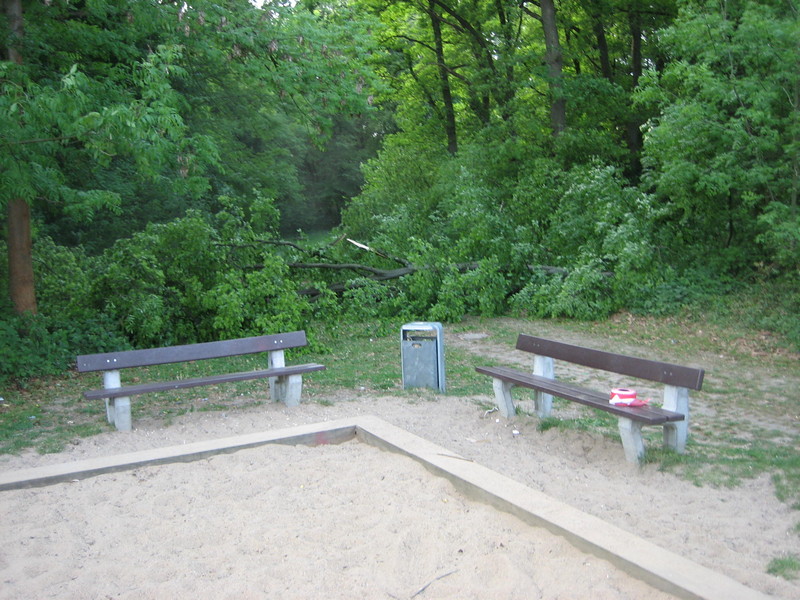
top-left (346, 238), bottom-right (412, 268)
top-left (289, 262), bottom-right (416, 280)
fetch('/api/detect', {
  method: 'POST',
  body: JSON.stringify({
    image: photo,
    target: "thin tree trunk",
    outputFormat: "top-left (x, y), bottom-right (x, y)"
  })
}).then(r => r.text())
top-left (625, 8), bottom-right (644, 176)
top-left (4, 0), bottom-right (37, 314)
top-left (540, 0), bottom-right (566, 135)
top-left (429, 0), bottom-right (458, 154)
top-left (592, 10), bottom-right (612, 80)
top-left (493, 0), bottom-right (517, 121)
top-left (4, 0), bottom-right (22, 64)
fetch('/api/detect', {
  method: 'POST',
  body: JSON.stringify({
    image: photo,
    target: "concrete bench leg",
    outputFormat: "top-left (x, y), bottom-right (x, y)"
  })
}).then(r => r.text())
top-left (103, 370), bottom-right (132, 432)
top-left (271, 374), bottom-right (303, 407)
top-left (532, 355), bottom-right (553, 418)
top-left (268, 348), bottom-right (302, 407)
top-left (113, 397), bottom-right (132, 432)
top-left (617, 417), bottom-right (645, 463)
top-left (492, 378), bottom-right (515, 418)
top-left (662, 385), bottom-right (689, 453)
top-left (104, 397), bottom-right (132, 431)
top-left (533, 390), bottom-right (553, 419)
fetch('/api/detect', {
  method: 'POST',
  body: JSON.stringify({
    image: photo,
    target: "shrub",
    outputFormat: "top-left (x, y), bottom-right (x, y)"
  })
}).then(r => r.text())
top-left (511, 260), bottom-right (617, 320)
top-left (340, 277), bottom-right (411, 324)
top-left (0, 312), bottom-right (129, 385)
top-left (429, 258), bottom-right (508, 322)
top-left (203, 252), bottom-right (311, 338)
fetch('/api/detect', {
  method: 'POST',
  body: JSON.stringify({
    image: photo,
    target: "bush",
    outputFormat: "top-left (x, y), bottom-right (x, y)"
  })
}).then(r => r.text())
top-left (340, 277), bottom-right (411, 324)
top-left (0, 312), bottom-right (129, 385)
top-left (511, 261), bottom-right (617, 320)
top-left (756, 202), bottom-right (800, 276)
top-left (203, 252), bottom-right (311, 338)
top-left (429, 258), bottom-right (508, 322)
top-left (87, 205), bottom-right (302, 346)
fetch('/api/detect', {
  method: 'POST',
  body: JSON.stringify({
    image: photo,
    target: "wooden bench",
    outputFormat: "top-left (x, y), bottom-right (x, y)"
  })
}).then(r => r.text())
top-left (475, 334), bottom-right (705, 463)
top-left (76, 331), bottom-right (325, 432)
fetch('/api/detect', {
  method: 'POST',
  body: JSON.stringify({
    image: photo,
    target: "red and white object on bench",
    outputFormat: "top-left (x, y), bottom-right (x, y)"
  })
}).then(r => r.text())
top-left (610, 388), bottom-right (638, 405)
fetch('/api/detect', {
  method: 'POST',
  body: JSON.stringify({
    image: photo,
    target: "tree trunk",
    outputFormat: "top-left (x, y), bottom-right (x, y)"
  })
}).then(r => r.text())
top-left (7, 198), bottom-right (37, 314)
top-left (624, 8), bottom-right (644, 176)
top-left (591, 9), bottom-right (612, 80)
top-left (4, 0), bottom-right (37, 314)
top-left (430, 0), bottom-right (495, 125)
top-left (492, 0), bottom-right (517, 122)
top-left (540, 0), bottom-right (566, 135)
top-left (428, 0), bottom-right (458, 154)
top-left (4, 0), bottom-right (22, 64)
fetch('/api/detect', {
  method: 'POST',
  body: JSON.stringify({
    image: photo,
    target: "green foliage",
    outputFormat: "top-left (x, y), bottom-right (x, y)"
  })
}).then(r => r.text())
top-left (5, 197), bottom-right (314, 366)
top-left (767, 555), bottom-right (800, 581)
top-left (84, 203), bottom-right (313, 347)
top-left (1, 236), bottom-right (129, 385)
top-left (554, 76), bottom-right (632, 168)
top-left (511, 262), bottom-right (616, 320)
top-left (756, 202), bottom-right (800, 275)
top-left (0, 311), bottom-right (129, 385)
top-left (430, 258), bottom-right (508, 322)
top-left (509, 163), bottom-right (670, 320)
top-left (92, 236), bottom-right (171, 347)
top-left (30, 237), bottom-right (91, 319)
top-left (636, 1), bottom-right (799, 272)
top-left (0, 42), bottom-right (199, 211)
top-left (341, 138), bottom-right (449, 244)
top-left (340, 278), bottom-right (411, 325)
top-left (204, 254), bottom-right (310, 339)
top-left (5, 0), bottom-right (799, 381)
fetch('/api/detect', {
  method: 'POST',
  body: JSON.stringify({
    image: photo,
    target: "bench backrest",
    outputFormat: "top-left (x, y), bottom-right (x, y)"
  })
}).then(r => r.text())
top-left (76, 331), bottom-right (309, 373)
top-left (516, 334), bottom-right (704, 390)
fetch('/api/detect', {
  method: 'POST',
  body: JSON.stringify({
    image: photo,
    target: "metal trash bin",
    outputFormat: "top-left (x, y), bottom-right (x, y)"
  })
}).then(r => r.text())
top-left (401, 322), bottom-right (445, 392)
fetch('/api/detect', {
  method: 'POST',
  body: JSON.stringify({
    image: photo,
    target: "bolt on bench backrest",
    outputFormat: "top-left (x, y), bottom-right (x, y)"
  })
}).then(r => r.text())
top-left (516, 334), bottom-right (705, 390)
top-left (76, 331), bottom-right (309, 372)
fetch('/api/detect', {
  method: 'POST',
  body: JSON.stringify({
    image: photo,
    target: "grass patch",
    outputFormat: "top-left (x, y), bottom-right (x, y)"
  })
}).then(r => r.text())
top-left (537, 410), bottom-right (617, 434)
top-left (767, 554), bottom-right (800, 580)
top-left (0, 391), bottom-right (106, 455)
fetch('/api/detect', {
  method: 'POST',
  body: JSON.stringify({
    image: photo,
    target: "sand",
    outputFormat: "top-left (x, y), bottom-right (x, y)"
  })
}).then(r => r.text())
top-left (2, 438), bottom-right (685, 600)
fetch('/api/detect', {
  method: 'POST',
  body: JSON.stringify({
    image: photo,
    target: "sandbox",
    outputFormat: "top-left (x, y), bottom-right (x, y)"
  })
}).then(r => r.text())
top-left (0, 416), bottom-right (770, 599)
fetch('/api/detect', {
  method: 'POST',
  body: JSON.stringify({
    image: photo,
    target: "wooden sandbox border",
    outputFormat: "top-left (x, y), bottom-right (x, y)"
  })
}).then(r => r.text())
top-left (0, 415), bottom-right (769, 600)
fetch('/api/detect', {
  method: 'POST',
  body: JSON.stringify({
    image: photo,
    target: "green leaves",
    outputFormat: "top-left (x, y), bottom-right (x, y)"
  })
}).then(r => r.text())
top-left (637, 1), bottom-right (799, 269)
top-left (0, 42), bottom-right (191, 213)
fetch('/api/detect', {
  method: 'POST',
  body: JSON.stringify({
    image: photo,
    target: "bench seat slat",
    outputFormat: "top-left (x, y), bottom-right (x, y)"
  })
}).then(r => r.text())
top-left (84, 363), bottom-right (326, 400)
top-left (475, 365), bottom-right (684, 425)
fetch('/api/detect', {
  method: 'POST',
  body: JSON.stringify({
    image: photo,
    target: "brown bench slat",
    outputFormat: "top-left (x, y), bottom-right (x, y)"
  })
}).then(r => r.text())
top-left (84, 363), bottom-right (326, 400)
top-left (475, 365), bottom-right (684, 425)
top-left (76, 331), bottom-right (309, 372)
top-left (516, 334), bottom-right (704, 390)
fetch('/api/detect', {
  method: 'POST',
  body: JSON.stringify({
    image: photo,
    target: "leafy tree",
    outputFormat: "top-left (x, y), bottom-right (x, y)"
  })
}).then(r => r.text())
top-left (2, 0), bottom-right (380, 316)
top-left (636, 0), bottom-right (799, 272)
top-left (1, 1), bottom-right (208, 314)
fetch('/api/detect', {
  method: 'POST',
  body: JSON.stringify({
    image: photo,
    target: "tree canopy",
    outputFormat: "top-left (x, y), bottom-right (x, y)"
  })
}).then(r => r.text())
top-left (1, 0), bottom-right (798, 382)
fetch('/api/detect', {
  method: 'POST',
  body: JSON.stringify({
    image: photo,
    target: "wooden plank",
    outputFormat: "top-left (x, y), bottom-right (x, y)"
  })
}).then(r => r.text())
top-left (76, 331), bottom-right (308, 372)
top-left (83, 363), bottom-right (326, 400)
top-left (475, 366), bottom-right (683, 425)
top-left (515, 335), bottom-right (704, 390)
